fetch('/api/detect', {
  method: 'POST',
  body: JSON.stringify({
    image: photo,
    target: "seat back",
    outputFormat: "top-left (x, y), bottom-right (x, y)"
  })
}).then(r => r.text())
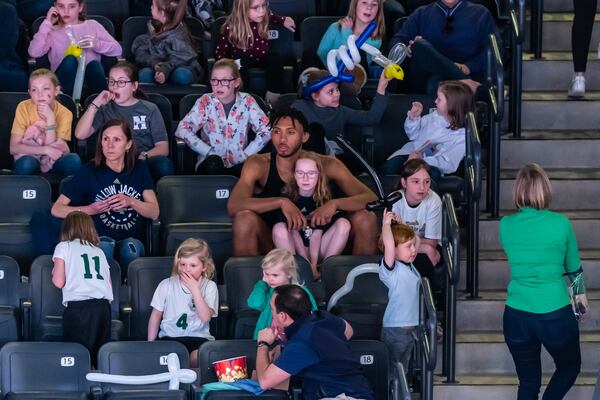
top-left (96, 340), bottom-right (190, 391)
top-left (29, 255), bottom-right (121, 341)
top-left (0, 92), bottom-right (30, 170)
top-left (269, 0), bottom-right (316, 38)
top-left (0, 175), bottom-right (51, 223)
top-left (85, 0), bottom-right (129, 37)
top-left (196, 340), bottom-right (260, 384)
top-left (127, 257), bottom-right (173, 339)
top-left (349, 340), bottom-right (390, 400)
top-left (0, 256), bottom-right (20, 308)
top-left (300, 16), bottom-right (340, 54)
top-left (0, 341), bottom-right (91, 394)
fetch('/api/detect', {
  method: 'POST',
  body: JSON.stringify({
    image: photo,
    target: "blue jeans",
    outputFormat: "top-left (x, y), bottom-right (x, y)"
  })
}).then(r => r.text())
top-left (147, 155), bottom-right (174, 182)
top-left (13, 153), bottom-right (81, 176)
top-left (139, 66), bottom-right (194, 85)
top-left (503, 305), bottom-right (581, 400)
top-left (99, 236), bottom-right (145, 272)
top-left (55, 56), bottom-right (107, 97)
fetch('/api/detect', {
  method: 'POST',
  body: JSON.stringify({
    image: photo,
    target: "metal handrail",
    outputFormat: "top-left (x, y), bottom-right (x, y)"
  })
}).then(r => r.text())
top-left (417, 277), bottom-right (437, 400)
top-left (509, 0), bottom-right (525, 138)
top-left (440, 194), bottom-right (459, 383)
top-left (485, 33), bottom-right (504, 217)
top-left (465, 112), bottom-right (482, 298)
top-left (391, 361), bottom-right (412, 400)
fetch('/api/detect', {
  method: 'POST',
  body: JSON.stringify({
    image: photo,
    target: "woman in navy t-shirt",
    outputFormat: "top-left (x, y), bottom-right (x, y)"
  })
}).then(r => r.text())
top-left (52, 118), bottom-right (160, 268)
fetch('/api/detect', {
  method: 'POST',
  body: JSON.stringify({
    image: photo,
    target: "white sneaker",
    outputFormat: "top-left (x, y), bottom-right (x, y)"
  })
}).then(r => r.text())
top-left (568, 75), bottom-right (586, 98)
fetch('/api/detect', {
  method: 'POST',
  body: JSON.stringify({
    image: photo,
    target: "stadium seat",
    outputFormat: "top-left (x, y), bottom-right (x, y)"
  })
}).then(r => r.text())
top-left (79, 93), bottom-right (174, 163)
top-left (95, 340), bottom-right (189, 399)
top-left (26, 255), bottom-right (124, 342)
top-left (32, 15), bottom-right (118, 78)
top-left (300, 16), bottom-right (340, 56)
top-left (0, 175), bottom-right (51, 270)
top-left (156, 175), bottom-right (238, 280)
top-left (223, 256), bottom-right (318, 339)
top-left (85, 0), bottom-right (129, 38)
top-left (321, 256), bottom-right (386, 339)
top-left (0, 341), bottom-right (91, 399)
top-left (269, 0), bottom-right (316, 38)
top-left (125, 256), bottom-right (174, 339)
top-left (349, 340), bottom-right (391, 400)
top-left (175, 93), bottom-right (270, 173)
top-left (196, 339), bottom-right (289, 399)
top-left (358, 174), bottom-right (400, 197)
top-left (0, 256), bottom-right (21, 346)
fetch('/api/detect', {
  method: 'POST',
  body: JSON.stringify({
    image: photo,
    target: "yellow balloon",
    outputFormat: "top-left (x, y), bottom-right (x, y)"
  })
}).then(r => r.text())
top-left (64, 44), bottom-right (82, 58)
top-left (385, 64), bottom-right (404, 80)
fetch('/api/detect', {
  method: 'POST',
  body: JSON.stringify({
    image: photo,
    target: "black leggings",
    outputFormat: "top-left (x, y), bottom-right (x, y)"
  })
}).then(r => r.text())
top-left (572, 0), bottom-right (597, 72)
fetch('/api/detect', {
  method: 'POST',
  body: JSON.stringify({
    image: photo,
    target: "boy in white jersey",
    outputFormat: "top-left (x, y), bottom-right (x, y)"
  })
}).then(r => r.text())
top-left (52, 211), bottom-right (113, 367)
top-left (148, 238), bottom-right (219, 367)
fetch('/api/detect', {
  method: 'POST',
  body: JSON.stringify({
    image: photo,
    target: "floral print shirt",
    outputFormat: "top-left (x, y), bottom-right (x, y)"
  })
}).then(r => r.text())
top-left (175, 92), bottom-right (271, 168)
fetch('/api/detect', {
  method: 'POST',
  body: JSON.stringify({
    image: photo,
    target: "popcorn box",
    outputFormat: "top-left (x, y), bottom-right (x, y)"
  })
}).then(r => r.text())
top-left (212, 356), bottom-right (248, 383)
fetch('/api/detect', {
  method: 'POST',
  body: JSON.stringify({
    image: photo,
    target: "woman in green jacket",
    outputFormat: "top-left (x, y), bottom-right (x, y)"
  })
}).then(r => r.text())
top-left (499, 163), bottom-right (589, 399)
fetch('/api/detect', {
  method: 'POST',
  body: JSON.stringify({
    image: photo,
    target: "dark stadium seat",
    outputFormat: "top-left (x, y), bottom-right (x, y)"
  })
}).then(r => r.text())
top-left (85, 0), bottom-right (129, 38)
top-left (156, 175), bottom-right (238, 280)
top-left (95, 340), bottom-right (189, 399)
top-left (223, 256), bottom-right (318, 339)
top-left (300, 16), bottom-right (339, 56)
top-left (0, 175), bottom-right (52, 270)
top-left (322, 256), bottom-right (386, 339)
top-left (0, 341), bottom-right (91, 399)
top-left (269, 0), bottom-right (316, 38)
top-left (0, 256), bottom-right (21, 346)
top-left (196, 339), bottom-right (289, 399)
top-left (26, 255), bottom-right (124, 342)
top-left (349, 340), bottom-right (392, 400)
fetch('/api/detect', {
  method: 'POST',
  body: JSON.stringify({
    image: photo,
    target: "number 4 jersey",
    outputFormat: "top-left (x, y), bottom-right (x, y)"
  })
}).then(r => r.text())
top-left (150, 276), bottom-right (219, 339)
top-left (53, 240), bottom-right (114, 306)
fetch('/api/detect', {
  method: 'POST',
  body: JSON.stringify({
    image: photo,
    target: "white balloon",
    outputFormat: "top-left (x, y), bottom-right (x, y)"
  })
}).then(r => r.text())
top-left (86, 352), bottom-right (197, 391)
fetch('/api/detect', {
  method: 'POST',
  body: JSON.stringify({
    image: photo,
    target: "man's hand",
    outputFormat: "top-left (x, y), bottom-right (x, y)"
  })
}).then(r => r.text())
top-left (406, 35), bottom-right (423, 57)
top-left (281, 198), bottom-right (307, 230)
top-left (454, 63), bottom-right (470, 75)
top-left (257, 327), bottom-right (277, 345)
top-left (310, 201), bottom-right (337, 227)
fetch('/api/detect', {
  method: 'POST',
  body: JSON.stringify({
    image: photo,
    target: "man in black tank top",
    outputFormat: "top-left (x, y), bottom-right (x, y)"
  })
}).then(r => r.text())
top-left (227, 108), bottom-right (379, 257)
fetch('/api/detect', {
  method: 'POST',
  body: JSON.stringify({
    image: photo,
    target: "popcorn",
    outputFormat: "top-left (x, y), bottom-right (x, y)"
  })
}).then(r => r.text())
top-left (212, 356), bottom-right (248, 382)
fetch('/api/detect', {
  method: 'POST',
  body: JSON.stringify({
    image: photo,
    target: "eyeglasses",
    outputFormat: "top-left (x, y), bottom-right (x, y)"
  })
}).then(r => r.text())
top-left (250, 1), bottom-right (269, 11)
top-left (107, 79), bottom-right (133, 87)
top-left (444, 15), bottom-right (454, 34)
top-left (210, 78), bottom-right (236, 87)
top-left (295, 170), bottom-right (319, 179)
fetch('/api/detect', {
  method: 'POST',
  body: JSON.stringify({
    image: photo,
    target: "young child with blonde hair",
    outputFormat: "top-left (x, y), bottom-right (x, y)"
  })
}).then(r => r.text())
top-left (247, 248), bottom-right (317, 340)
top-left (148, 238), bottom-right (218, 367)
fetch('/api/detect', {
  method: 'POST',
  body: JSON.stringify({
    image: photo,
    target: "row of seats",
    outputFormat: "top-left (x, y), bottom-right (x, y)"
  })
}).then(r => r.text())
top-left (0, 253), bottom-right (388, 345)
top-left (0, 339), bottom-right (393, 400)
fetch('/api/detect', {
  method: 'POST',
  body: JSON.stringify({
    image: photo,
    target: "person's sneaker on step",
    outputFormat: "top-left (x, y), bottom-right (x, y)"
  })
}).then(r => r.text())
top-left (568, 74), bottom-right (586, 98)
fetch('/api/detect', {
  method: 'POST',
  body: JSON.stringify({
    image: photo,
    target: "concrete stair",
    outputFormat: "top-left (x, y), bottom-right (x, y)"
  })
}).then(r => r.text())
top-left (524, 14), bottom-right (600, 52)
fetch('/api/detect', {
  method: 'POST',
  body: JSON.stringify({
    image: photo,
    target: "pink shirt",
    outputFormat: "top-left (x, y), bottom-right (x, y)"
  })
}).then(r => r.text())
top-left (29, 19), bottom-right (122, 71)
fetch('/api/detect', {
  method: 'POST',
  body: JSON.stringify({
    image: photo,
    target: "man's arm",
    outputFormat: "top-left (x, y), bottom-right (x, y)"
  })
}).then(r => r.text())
top-left (324, 156), bottom-right (378, 211)
top-left (256, 327), bottom-right (291, 390)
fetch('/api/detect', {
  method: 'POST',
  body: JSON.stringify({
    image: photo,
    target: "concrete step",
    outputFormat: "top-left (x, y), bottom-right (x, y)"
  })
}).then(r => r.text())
top-left (455, 291), bottom-right (600, 332)
top-left (454, 332), bottom-right (600, 374)
top-left (504, 91), bottom-right (600, 130)
top-left (500, 135), bottom-right (600, 168)
top-left (433, 374), bottom-right (595, 400)
top-left (458, 250), bottom-right (600, 291)
top-left (524, 13), bottom-right (600, 52)
top-left (479, 211), bottom-right (600, 250)
top-left (545, 0), bottom-right (600, 12)
top-left (481, 169), bottom-right (600, 210)
top-left (523, 53), bottom-right (600, 91)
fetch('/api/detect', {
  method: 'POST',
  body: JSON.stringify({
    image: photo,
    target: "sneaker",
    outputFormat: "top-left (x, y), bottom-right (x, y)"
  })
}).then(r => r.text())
top-left (568, 75), bottom-right (586, 98)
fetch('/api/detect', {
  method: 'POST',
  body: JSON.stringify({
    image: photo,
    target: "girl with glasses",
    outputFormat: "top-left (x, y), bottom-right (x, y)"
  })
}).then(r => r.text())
top-left (175, 58), bottom-right (271, 175)
top-left (75, 61), bottom-right (174, 182)
top-left (28, 0), bottom-right (122, 96)
top-left (272, 151), bottom-right (350, 280)
top-left (132, 0), bottom-right (204, 85)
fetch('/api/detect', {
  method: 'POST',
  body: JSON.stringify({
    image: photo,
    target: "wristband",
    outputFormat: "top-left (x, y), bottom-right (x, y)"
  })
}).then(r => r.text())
top-left (45, 124), bottom-right (56, 131)
top-left (90, 103), bottom-right (100, 110)
top-left (257, 340), bottom-right (270, 348)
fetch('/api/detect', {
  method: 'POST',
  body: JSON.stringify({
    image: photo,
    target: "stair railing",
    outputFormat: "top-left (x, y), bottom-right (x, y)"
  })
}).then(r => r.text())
top-left (440, 193), bottom-right (460, 383)
top-left (509, 0), bottom-right (525, 138)
top-left (465, 112), bottom-right (482, 298)
top-left (485, 34), bottom-right (504, 218)
top-left (416, 277), bottom-right (437, 400)
top-left (530, 0), bottom-right (544, 58)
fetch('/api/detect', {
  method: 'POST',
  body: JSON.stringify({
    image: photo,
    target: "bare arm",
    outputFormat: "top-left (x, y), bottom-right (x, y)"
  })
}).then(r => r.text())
top-left (144, 141), bottom-right (169, 158)
top-left (227, 155), bottom-right (282, 215)
top-left (10, 133), bottom-right (57, 158)
top-left (381, 210), bottom-right (397, 267)
top-left (51, 257), bottom-right (66, 288)
top-left (74, 104), bottom-right (99, 140)
top-left (344, 320), bottom-right (354, 340)
top-left (256, 327), bottom-right (291, 390)
top-left (147, 308), bottom-right (163, 340)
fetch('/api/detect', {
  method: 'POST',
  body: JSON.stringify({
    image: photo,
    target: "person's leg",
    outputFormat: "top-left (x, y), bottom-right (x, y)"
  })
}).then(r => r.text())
top-left (381, 327), bottom-right (415, 376)
top-left (536, 306), bottom-right (581, 399)
top-left (232, 210), bottom-right (273, 256)
top-left (319, 218), bottom-right (351, 259)
top-left (115, 237), bottom-right (145, 268)
top-left (169, 66), bottom-right (194, 85)
top-left (503, 305), bottom-right (543, 399)
top-left (147, 155), bottom-right (175, 182)
top-left (348, 210), bottom-right (378, 255)
top-left (572, 0), bottom-right (597, 73)
top-left (379, 155), bottom-right (409, 175)
top-left (13, 155), bottom-right (40, 175)
top-left (138, 67), bottom-right (155, 84)
top-left (272, 222), bottom-right (296, 253)
top-left (50, 153), bottom-right (82, 176)
top-left (409, 39), bottom-right (469, 94)
top-left (196, 154), bottom-right (226, 175)
top-left (55, 55), bottom-right (79, 96)
top-left (84, 60), bottom-right (108, 94)
top-left (98, 236), bottom-right (116, 260)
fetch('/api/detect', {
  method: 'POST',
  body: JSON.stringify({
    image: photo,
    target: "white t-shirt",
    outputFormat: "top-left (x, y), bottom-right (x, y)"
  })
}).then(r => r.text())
top-left (52, 240), bottom-right (113, 306)
top-left (379, 258), bottom-right (421, 327)
top-left (150, 276), bottom-right (219, 339)
top-left (392, 189), bottom-right (442, 241)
